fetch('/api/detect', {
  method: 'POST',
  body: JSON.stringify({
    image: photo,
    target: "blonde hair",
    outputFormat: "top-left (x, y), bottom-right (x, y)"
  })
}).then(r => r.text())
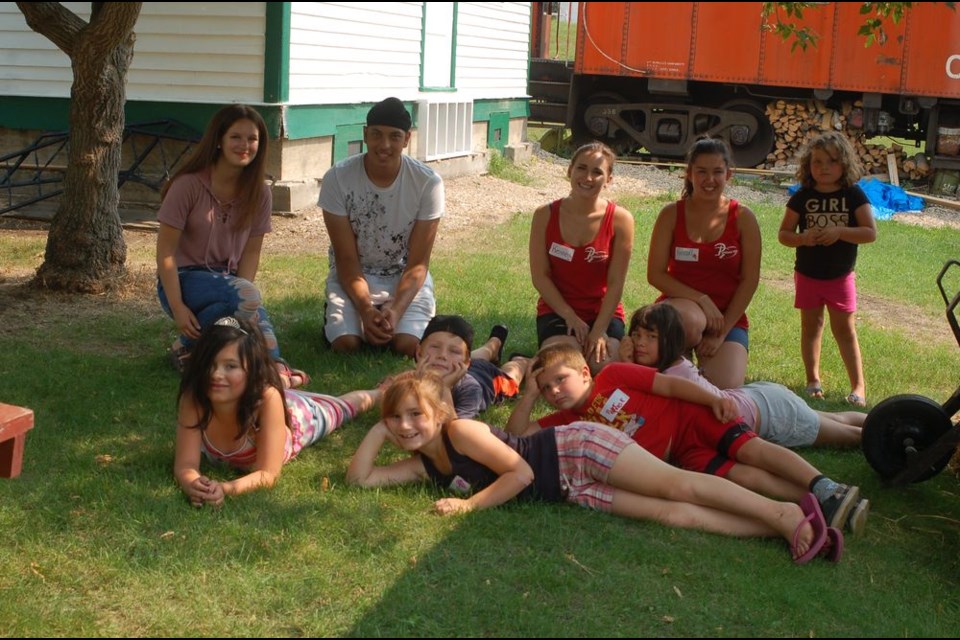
top-left (381, 371), bottom-right (456, 425)
top-left (796, 131), bottom-right (863, 189)
top-left (531, 343), bottom-right (589, 381)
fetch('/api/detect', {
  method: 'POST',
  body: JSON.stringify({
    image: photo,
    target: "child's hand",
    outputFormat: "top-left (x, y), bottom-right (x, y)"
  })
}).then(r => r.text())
top-left (800, 229), bottom-right (819, 247)
top-left (523, 362), bottom-right (543, 397)
top-left (186, 476), bottom-right (212, 507)
top-left (711, 396), bottom-right (739, 423)
top-left (203, 480), bottom-right (226, 508)
top-left (815, 226), bottom-right (842, 245)
top-left (434, 497), bottom-right (474, 516)
top-left (618, 335), bottom-right (637, 363)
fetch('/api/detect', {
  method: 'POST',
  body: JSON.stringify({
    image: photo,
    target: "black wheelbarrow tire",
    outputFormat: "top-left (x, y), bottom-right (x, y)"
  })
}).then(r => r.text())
top-left (862, 394), bottom-right (954, 483)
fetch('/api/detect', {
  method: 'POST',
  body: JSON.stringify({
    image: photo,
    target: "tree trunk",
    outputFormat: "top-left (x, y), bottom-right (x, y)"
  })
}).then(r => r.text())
top-left (36, 41), bottom-right (133, 292)
top-left (18, 2), bottom-right (142, 293)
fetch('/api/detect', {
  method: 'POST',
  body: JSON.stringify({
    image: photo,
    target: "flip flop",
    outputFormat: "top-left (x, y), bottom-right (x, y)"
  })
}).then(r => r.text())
top-left (819, 526), bottom-right (844, 563)
top-left (793, 493), bottom-right (828, 565)
top-left (845, 393), bottom-right (867, 407)
top-left (805, 383), bottom-right (824, 399)
top-left (276, 359), bottom-right (311, 390)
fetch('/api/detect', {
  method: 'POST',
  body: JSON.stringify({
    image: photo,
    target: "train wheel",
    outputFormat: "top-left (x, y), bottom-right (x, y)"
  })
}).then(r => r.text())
top-left (719, 100), bottom-right (775, 168)
top-left (862, 394), bottom-right (955, 483)
top-left (572, 92), bottom-right (637, 154)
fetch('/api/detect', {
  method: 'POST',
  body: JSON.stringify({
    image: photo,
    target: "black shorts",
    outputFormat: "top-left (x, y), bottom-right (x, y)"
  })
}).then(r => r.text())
top-left (536, 313), bottom-right (625, 346)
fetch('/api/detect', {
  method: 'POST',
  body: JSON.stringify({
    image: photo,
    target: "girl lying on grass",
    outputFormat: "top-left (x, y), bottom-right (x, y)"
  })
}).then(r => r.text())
top-left (346, 371), bottom-right (842, 564)
top-left (174, 316), bottom-right (380, 506)
top-left (619, 303), bottom-right (865, 448)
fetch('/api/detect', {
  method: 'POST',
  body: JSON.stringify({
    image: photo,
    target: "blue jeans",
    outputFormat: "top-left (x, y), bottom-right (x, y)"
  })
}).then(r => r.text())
top-left (157, 267), bottom-right (281, 359)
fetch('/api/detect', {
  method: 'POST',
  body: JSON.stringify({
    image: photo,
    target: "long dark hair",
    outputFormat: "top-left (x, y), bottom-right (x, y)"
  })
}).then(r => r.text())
top-left (626, 303), bottom-right (686, 371)
top-left (162, 104), bottom-right (269, 230)
top-left (178, 316), bottom-right (289, 439)
top-left (682, 137), bottom-right (733, 198)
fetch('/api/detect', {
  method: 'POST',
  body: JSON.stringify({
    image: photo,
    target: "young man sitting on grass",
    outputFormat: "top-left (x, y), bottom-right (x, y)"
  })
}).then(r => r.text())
top-left (413, 315), bottom-right (530, 420)
top-left (505, 343), bottom-right (869, 535)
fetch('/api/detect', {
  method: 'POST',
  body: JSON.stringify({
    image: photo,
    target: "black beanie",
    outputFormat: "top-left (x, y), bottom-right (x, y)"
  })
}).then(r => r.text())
top-left (421, 315), bottom-right (474, 352)
top-left (366, 97), bottom-right (412, 131)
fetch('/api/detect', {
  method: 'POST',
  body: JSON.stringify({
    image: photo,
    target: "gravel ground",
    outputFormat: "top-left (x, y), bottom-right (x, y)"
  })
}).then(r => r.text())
top-left (263, 149), bottom-right (960, 257)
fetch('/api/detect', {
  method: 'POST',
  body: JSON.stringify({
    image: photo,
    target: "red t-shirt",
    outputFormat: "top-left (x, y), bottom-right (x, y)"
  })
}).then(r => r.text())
top-left (536, 199), bottom-right (625, 322)
top-left (537, 362), bottom-right (676, 459)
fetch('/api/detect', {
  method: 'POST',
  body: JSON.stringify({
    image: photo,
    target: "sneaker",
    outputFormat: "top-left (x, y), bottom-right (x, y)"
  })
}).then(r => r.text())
top-left (488, 325), bottom-right (508, 364)
top-left (819, 484), bottom-right (860, 529)
top-left (846, 498), bottom-right (870, 536)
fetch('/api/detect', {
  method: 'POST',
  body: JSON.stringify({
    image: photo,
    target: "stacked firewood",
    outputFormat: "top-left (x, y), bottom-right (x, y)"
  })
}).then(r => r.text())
top-left (761, 99), bottom-right (930, 182)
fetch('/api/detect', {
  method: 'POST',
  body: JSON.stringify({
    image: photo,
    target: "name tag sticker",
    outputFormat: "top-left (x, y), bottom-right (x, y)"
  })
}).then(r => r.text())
top-left (600, 388), bottom-right (630, 421)
top-left (549, 242), bottom-right (575, 262)
top-left (675, 247), bottom-right (699, 262)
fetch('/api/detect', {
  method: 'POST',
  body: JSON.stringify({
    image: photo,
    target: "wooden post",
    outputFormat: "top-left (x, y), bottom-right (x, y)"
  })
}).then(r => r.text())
top-left (886, 153), bottom-right (900, 187)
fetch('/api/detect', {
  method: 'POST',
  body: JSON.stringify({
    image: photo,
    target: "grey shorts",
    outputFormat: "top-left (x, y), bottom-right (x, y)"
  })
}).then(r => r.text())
top-left (740, 381), bottom-right (819, 448)
top-left (324, 270), bottom-right (436, 343)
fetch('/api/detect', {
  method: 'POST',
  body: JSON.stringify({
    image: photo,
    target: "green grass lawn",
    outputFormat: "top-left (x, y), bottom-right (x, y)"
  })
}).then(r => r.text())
top-left (1, 176), bottom-right (959, 636)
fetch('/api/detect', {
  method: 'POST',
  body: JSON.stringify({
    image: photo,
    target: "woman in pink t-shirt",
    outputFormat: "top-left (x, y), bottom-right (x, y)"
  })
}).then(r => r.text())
top-left (647, 138), bottom-right (762, 389)
top-left (529, 142), bottom-right (635, 374)
top-left (155, 105), bottom-right (305, 387)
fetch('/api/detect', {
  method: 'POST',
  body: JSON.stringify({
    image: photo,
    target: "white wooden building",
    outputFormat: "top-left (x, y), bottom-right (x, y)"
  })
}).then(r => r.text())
top-left (0, 2), bottom-right (533, 211)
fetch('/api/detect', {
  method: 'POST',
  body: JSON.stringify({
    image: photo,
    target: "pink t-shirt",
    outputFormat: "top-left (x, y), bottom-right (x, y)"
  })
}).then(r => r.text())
top-left (158, 169), bottom-right (272, 273)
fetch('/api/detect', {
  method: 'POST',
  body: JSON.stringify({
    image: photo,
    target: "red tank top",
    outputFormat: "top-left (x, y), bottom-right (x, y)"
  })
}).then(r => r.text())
top-left (536, 199), bottom-right (625, 322)
top-left (661, 199), bottom-right (748, 330)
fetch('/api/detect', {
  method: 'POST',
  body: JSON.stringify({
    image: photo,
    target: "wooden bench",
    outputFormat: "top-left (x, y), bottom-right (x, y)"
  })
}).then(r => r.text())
top-left (0, 403), bottom-right (34, 478)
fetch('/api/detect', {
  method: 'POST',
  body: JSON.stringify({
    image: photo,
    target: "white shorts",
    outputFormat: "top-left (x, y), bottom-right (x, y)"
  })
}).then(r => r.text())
top-left (740, 381), bottom-right (820, 448)
top-left (324, 270), bottom-right (436, 343)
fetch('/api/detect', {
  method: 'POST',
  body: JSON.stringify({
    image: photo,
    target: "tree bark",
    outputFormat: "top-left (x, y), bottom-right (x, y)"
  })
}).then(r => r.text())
top-left (17, 2), bottom-right (142, 293)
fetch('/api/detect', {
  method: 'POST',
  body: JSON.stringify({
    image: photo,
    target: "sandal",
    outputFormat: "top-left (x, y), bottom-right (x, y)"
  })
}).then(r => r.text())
top-left (819, 526), bottom-right (844, 563)
top-left (488, 325), bottom-right (509, 365)
top-left (805, 382), bottom-right (824, 399)
top-left (168, 345), bottom-right (191, 373)
top-left (845, 393), bottom-right (867, 407)
top-left (793, 493), bottom-right (828, 565)
top-left (275, 359), bottom-right (311, 390)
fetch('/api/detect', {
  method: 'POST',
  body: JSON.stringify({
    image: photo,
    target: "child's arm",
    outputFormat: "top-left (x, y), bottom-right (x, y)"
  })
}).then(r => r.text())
top-left (346, 421), bottom-right (427, 487)
top-left (173, 395), bottom-right (219, 507)
top-left (505, 365), bottom-right (543, 436)
top-left (778, 207), bottom-right (817, 247)
top-left (218, 386), bottom-right (288, 498)
top-left (435, 419), bottom-right (534, 515)
top-left (650, 372), bottom-right (739, 423)
top-left (816, 203), bottom-right (877, 246)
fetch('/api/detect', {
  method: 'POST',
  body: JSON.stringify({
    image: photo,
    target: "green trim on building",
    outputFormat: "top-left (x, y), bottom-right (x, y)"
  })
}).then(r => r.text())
top-left (473, 98), bottom-right (530, 121)
top-left (263, 2), bottom-right (291, 104)
top-left (419, 2), bottom-right (458, 90)
top-left (0, 97), bottom-right (284, 139)
top-left (450, 3), bottom-right (459, 88)
top-left (3, 96), bottom-right (530, 143)
top-left (334, 123), bottom-right (366, 164)
top-left (487, 111), bottom-right (510, 152)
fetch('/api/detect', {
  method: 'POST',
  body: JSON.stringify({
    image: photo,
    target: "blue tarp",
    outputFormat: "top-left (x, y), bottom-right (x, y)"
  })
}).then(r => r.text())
top-left (786, 178), bottom-right (925, 220)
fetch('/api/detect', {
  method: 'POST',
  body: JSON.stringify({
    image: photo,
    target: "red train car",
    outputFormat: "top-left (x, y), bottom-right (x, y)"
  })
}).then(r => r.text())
top-left (529, 2), bottom-right (960, 168)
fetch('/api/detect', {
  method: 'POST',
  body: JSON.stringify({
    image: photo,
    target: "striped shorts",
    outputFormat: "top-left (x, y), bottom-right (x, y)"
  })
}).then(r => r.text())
top-left (554, 421), bottom-right (634, 512)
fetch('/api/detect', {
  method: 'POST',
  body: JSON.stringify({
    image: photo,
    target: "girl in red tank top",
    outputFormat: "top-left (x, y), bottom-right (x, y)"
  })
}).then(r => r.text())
top-left (529, 142), bottom-right (635, 373)
top-left (647, 138), bottom-right (762, 390)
